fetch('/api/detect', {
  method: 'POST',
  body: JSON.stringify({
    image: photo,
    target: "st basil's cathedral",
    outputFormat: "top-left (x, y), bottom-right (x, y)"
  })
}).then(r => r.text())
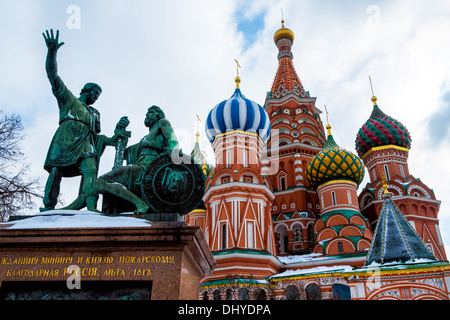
top-left (186, 20), bottom-right (450, 300)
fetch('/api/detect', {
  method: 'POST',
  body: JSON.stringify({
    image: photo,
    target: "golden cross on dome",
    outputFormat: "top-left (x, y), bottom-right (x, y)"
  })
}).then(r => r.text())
top-left (324, 105), bottom-right (332, 136)
top-left (234, 59), bottom-right (241, 77)
top-left (324, 105), bottom-right (329, 124)
top-left (196, 114), bottom-right (201, 130)
top-left (369, 75), bottom-right (377, 106)
top-left (195, 114), bottom-right (201, 143)
top-left (234, 59), bottom-right (241, 89)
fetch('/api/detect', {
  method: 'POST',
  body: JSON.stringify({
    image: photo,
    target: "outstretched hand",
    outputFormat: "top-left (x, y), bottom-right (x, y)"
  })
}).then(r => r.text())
top-left (43, 29), bottom-right (64, 52)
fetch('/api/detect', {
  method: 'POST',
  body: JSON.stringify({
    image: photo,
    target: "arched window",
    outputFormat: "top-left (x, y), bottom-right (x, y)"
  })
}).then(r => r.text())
top-left (276, 224), bottom-right (289, 254)
top-left (213, 290), bottom-right (221, 300)
top-left (226, 289), bottom-right (233, 300)
top-left (285, 285), bottom-right (300, 300)
top-left (338, 241), bottom-right (344, 254)
top-left (221, 223), bottom-right (227, 250)
top-left (305, 283), bottom-right (321, 300)
top-left (294, 228), bottom-right (303, 241)
top-left (308, 224), bottom-right (314, 242)
top-left (331, 191), bottom-right (337, 206)
top-left (226, 151), bottom-right (231, 168)
top-left (280, 176), bottom-right (286, 191)
top-left (399, 164), bottom-right (405, 178)
top-left (238, 288), bottom-right (249, 300)
top-left (202, 291), bottom-right (209, 300)
top-left (384, 164), bottom-right (390, 181)
top-left (254, 289), bottom-right (267, 300)
top-left (283, 234), bottom-right (289, 253)
top-left (247, 222), bottom-right (254, 249)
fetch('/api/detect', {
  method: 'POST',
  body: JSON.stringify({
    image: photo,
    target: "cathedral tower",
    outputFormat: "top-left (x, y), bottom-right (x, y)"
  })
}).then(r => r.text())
top-left (200, 70), bottom-right (278, 299)
top-left (263, 20), bottom-right (326, 255)
top-left (356, 96), bottom-right (446, 260)
top-left (306, 123), bottom-right (373, 255)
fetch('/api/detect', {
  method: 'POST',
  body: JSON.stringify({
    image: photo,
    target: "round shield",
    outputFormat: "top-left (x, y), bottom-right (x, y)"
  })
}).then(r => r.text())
top-left (141, 153), bottom-right (205, 215)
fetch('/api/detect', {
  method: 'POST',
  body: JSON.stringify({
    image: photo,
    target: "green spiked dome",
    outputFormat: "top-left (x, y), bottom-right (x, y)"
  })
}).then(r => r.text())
top-left (355, 96), bottom-right (412, 157)
top-left (365, 188), bottom-right (437, 265)
top-left (306, 125), bottom-right (365, 190)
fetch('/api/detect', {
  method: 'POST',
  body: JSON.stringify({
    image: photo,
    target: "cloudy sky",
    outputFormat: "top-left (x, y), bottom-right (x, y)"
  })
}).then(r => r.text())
top-left (1, 0), bottom-right (450, 251)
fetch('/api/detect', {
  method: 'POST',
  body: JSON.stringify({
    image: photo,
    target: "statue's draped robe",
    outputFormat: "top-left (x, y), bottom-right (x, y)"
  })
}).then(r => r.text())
top-left (44, 77), bottom-right (106, 177)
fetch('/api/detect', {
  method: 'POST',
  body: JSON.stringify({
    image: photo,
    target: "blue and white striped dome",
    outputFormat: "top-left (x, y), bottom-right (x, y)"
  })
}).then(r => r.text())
top-left (205, 88), bottom-right (271, 143)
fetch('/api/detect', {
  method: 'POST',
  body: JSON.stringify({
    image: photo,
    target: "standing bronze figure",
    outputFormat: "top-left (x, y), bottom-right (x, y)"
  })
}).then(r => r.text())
top-left (41, 29), bottom-right (127, 212)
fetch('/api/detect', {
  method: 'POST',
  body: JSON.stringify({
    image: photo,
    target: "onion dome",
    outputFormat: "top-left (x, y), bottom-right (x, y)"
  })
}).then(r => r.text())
top-left (205, 76), bottom-right (271, 144)
top-left (306, 125), bottom-right (365, 189)
top-left (274, 19), bottom-right (295, 44)
top-left (355, 96), bottom-right (412, 157)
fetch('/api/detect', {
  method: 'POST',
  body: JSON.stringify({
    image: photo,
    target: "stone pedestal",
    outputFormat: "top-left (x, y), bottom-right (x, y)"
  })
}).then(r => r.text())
top-left (0, 220), bottom-right (216, 300)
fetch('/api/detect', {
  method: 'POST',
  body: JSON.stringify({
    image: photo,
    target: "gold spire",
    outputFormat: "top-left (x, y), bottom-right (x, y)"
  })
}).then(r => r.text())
top-left (369, 75), bottom-right (377, 106)
top-left (234, 59), bottom-right (241, 89)
top-left (381, 172), bottom-right (389, 194)
top-left (202, 160), bottom-right (207, 175)
top-left (201, 150), bottom-right (208, 175)
top-left (324, 105), bottom-right (332, 136)
top-left (195, 114), bottom-right (201, 143)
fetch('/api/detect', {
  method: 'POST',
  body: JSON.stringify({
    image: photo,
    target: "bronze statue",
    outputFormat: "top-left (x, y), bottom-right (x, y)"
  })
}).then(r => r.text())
top-left (96, 106), bottom-right (179, 214)
top-left (40, 30), bottom-right (205, 219)
top-left (41, 29), bottom-right (127, 212)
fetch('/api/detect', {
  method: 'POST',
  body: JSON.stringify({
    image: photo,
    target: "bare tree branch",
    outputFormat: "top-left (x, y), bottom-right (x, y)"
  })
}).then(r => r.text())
top-left (0, 110), bottom-right (43, 222)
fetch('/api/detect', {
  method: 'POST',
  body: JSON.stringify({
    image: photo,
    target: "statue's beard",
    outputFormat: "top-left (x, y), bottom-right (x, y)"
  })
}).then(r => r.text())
top-left (86, 96), bottom-right (96, 105)
top-left (145, 117), bottom-right (157, 128)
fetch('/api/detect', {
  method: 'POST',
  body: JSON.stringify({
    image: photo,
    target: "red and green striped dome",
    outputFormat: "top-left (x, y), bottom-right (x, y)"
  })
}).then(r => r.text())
top-left (355, 97), bottom-right (411, 157)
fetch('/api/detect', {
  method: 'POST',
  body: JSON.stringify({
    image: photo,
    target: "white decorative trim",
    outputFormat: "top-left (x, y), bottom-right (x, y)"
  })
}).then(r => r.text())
top-left (360, 193), bottom-right (374, 208)
top-left (407, 184), bottom-right (431, 199)
top-left (204, 182), bottom-right (275, 200)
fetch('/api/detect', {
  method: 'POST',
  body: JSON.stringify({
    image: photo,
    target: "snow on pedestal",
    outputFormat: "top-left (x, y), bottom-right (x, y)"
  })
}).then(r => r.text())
top-left (0, 210), bottom-right (151, 229)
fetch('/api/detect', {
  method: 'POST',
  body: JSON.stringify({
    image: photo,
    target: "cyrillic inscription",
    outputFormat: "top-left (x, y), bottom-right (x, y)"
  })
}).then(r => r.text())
top-left (0, 254), bottom-right (174, 279)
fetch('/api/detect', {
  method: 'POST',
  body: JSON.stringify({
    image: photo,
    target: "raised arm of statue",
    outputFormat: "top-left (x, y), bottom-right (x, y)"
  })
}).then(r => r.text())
top-left (42, 29), bottom-right (68, 105)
